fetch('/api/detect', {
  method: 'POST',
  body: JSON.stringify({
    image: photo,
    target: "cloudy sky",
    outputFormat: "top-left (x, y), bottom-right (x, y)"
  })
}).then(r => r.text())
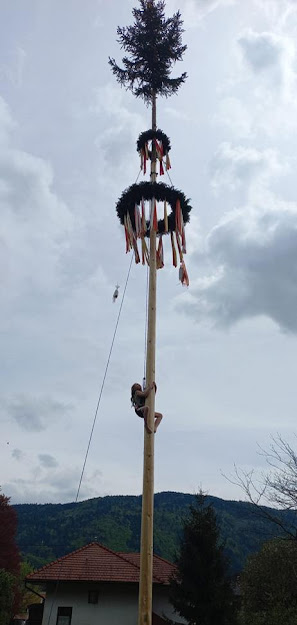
top-left (1, 0), bottom-right (297, 505)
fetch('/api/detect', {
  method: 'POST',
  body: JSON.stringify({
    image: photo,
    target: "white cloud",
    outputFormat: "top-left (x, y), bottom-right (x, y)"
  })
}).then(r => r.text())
top-left (210, 142), bottom-right (287, 194)
top-left (212, 97), bottom-right (252, 139)
top-left (0, 46), bottom-right (27, 89)
top-left (179, 195), bottom-right (297, 332)
top-left (0, 99), bottom-right (75, 303)
top-left (216, 29), bottom-right (297, 140)
top-left (238, 30), bottom-right (296, 99)
top-left (253, 0), bottom-right (297, 28)
top-left (0, 96), bottom-right (15, 145)
top-left (3, 395), bottom-right (72, 432)
top-left (4, 467), bottom-right (104, 504)
top-left (38, 453), bottom-right (59, 468)
top-left (90, 84), bottom-right (145, 177)
top-left (179, 130), bottom-right (297, 333)
top-left (12, 448), bottom-right (24, 461)
top-left (215, 30), bottom-right (297, 139)
top-left (167, 0), bottom-right (235, 26)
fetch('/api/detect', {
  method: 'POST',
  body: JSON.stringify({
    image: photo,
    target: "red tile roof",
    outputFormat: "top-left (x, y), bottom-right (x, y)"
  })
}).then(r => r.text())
top-left (26, 542), bottom-right (175, 585)
top-left (119, 552), bottom-right (175, 585)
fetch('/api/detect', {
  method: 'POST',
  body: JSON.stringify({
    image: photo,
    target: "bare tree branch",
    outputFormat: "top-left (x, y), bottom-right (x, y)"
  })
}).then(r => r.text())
top-left (224, 435), bottom-right (297, 540)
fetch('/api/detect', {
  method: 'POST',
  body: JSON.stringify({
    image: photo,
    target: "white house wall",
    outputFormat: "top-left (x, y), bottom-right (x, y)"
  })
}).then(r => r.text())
top-left (153, 585), bottom-right (186, 624)
top-left (42, 581), bottom-right (185, 625)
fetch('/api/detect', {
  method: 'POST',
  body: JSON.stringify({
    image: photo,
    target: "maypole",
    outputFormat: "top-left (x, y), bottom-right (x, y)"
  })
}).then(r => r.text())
top-left (109, 3), bottom-right (190, 624)
top-left (137, 89), bottom-right (157, 625)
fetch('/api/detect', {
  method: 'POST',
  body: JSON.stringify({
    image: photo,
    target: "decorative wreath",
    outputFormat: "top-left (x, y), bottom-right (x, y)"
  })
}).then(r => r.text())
top-left (136, 129), bottom-right (171, 154)
top-left (116, 181), bottom-right (191, 235)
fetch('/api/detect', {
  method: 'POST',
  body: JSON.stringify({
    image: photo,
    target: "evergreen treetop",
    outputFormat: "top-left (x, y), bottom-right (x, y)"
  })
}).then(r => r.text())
top-left (169, 493), bottom-right (237, 625)
top-left (109, 0), bottom-right (187, 103)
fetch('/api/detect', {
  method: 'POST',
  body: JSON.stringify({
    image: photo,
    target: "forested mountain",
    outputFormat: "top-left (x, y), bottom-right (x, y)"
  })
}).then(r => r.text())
top-left (14, 491), bottom-right (289, 573)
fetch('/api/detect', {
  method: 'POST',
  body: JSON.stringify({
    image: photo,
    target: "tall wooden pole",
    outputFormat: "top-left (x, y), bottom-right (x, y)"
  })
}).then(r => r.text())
top-left (138, 91), bottom-right (157, 625)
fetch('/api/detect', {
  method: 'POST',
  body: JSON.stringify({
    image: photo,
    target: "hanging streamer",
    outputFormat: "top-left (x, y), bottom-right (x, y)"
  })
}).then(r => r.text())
top-left (132, 237), bottom-right (140, 264)
top-left (141, 237), bottom-right (145, 265)
top-left (126, 212), bottom-right (134, 241)
top-left (145, 239), bottom-right (150, 265)
top-left (141, 199), bottom-right (146, 236)
top-left (181, 226), bottom-right (187, 254)
top-left (155, 139), bottom-right (164, 176)
top-left (175, 199), bottom-right (183, 237)
top-left (156, 235), bottom-right (164, 269)
top-left (180, 211), bottom-right (186, 253)
top-left (124, 216), bottom-right (131, 253)
top-left (153, 200), bottom-right (158, 231)
top-left (134, 204), bottom-right (142, 238)
top-left (166, 152), bottom-right (171, 170)
top-left (164, 200), bottom-right (168, 233)
top-left (170, 231), bottom-right (178, 268)
top-left (141, 237), bottom-right (149, 266)
top-left (176, 231), bottom-right (184, 263)
top-left (124, 215), bottom-right (132, 250)
top-left (134, 204), bottom-right (139, 237)
top-left (154, 138), bottom-right (162, 159)
top-left (150, 200), bottom-right (153, 231)
top-left (150, 200), bottom-right (158, 232)
top-left (179, 260), bottom-right (189, 287)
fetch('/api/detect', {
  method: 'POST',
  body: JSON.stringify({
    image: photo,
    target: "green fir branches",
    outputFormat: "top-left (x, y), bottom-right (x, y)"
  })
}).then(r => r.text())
top-left (109, 0), bottom-right (187, 103)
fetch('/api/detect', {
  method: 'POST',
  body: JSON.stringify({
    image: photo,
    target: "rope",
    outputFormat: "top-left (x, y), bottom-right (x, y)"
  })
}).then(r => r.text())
top-left (75, 254), bottom-right (134, 503)
top-left (75, 168), bottom-right (143, 501)
top-left (44, 243), bottom-right (134, 625)
top-left (135, 167), bottom-right (142, 184)
top-left (165, 166), bottom-right (174, 187)
top-left (41, 165), bottom-right (143, 623)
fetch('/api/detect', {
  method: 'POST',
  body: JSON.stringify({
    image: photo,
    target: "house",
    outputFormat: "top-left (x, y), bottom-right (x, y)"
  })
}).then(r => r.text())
top-left (26, 542), bottom-right (185, 625)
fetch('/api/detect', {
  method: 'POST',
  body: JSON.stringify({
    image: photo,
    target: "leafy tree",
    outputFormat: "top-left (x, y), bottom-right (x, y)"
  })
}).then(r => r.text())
top-left (240, 538), bottom-right (297, 625)
top-left (17, 561), bottom-right (42, 614)
top-left (109, 0), bottom-right (187, 103)
top-left (169, 493), bottom-right (237, 625)
top-left (0, 569), bottom-right (15, 625)
top-left (0, 492), bottom-right (21, 616)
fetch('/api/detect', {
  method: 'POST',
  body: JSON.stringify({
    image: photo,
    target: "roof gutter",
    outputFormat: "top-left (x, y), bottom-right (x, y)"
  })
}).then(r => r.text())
top-left (25, 582), bottom-right (45, 601)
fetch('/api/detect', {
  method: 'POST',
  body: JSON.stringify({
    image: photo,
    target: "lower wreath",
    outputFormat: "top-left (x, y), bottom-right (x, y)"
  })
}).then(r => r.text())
top-left (116, 181), bottom-right (191, 235)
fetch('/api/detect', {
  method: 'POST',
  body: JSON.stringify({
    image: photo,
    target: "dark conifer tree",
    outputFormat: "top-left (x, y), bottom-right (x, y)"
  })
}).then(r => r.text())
top-left (169, 493), bottom-right (237, 625)
top-left (109, 0), bottom-right (187, 103)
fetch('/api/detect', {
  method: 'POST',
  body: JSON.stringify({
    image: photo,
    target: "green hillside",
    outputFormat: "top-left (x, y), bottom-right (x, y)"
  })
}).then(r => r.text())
top-left (15, 491), bottom-right (288, 573)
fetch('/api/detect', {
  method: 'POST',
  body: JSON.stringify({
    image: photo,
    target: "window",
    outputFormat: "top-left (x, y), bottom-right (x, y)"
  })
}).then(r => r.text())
top-left (88, 590), bottom-right (99, 604)
top-left (56, 607), bottom-right (72, 625)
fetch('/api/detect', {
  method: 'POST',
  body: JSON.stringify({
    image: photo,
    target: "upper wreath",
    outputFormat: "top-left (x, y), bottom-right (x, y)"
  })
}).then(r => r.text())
top-left (108, 0), bottom-right (187, 104)
top-left (137, 129), bottom-right (171, 175)
top-left (136, 129), bottom-right (171, 154)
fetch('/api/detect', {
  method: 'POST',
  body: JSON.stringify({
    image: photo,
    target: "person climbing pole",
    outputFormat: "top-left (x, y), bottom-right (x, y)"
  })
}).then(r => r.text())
top-left (131, 382), bottom-right (163, 433)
